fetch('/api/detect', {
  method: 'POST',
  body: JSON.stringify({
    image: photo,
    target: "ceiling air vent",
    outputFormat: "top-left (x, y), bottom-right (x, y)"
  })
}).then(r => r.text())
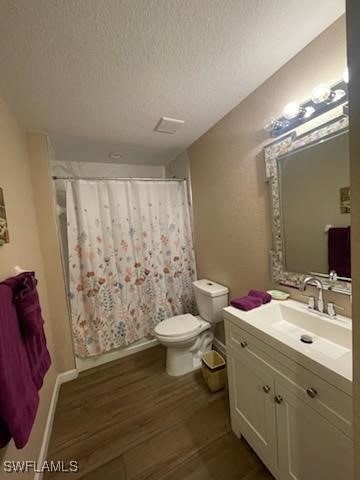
top-left (154, 117), bottom-right (184, 134)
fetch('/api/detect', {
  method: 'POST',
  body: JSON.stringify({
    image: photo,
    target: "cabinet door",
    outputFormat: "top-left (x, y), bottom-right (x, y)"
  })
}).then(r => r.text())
top-left (227, 345), bottom-right (277, 468)
top-left (276, 379), bottom-right (353, 480)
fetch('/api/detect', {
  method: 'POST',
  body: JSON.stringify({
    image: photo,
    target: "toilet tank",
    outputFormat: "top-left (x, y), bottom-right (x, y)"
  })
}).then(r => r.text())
top-left (192, 279), bottom-right (229, 324)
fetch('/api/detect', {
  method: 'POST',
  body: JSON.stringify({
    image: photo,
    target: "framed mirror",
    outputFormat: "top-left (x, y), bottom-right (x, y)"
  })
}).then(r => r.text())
top-left (264, 113), bottom-right (351, 294)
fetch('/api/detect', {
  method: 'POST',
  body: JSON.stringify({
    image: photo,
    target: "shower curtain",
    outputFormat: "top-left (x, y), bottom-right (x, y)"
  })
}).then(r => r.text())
top-left (66, 179), bottom-right (196, 357)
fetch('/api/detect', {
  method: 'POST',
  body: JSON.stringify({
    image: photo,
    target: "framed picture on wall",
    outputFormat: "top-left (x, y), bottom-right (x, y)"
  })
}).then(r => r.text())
top-left (340, 186), bottom-right (351, 214)
top-left (0, 187), bottom-right (9, 244)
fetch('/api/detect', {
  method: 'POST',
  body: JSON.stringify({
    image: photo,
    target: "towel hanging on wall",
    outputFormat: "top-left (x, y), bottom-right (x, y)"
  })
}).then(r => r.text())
top-left (0, 272), bottom-right (51, 449)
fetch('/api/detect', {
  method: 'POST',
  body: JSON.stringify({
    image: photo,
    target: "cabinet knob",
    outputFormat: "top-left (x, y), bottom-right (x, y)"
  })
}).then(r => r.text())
top-left (306, 387), bottom-right (318, 399)
top-left (262, 385), bottom-right (271, 394)
top-left (274, 395), bottom-right (283, 404)
top-left (240, 341), bottom-right (248, 348)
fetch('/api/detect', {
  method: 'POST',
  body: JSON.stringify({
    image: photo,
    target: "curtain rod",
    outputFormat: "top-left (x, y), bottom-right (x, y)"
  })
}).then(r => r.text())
top-left (52, 176), bottom-right (185, 182)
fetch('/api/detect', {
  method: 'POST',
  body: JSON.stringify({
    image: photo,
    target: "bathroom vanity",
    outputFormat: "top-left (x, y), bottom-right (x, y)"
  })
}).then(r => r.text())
top-left (224, 299), bottom-right (353, 480)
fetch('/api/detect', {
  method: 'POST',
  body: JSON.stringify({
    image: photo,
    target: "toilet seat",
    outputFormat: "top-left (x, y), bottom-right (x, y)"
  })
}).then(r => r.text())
top-left (154, 314), bottom-right (211, 349)
top-left (154, 314), bottom-right (201, 338)
top-left (153, 278), bottom-right (228, 376)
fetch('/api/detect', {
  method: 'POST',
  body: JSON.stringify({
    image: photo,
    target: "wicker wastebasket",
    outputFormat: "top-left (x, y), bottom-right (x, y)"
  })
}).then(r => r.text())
top-left (201, 350), bottom-right (226, 392)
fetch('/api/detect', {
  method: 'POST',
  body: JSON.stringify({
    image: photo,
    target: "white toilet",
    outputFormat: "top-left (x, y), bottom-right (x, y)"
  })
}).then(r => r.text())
top-left (154, 279), bottom-right (229, 376)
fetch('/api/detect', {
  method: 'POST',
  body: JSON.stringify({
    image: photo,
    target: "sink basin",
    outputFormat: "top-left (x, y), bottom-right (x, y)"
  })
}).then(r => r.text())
top-left (224, 298), bottom-right (353, 389)
top-left (239, 301), bottom-right (352, 360)
top-left (271, 319), bottom-right (349, 360)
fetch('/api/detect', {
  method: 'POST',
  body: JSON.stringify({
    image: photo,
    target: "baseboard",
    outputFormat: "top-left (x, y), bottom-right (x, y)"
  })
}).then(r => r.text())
top-left (213, 338), bottom-right (227, 358)
top-left (76, 337), bottom-right (159, 372)
top-left (34, 369), bottom-right (79, 480)
top-left (57, 368), bottom-right (78, 383)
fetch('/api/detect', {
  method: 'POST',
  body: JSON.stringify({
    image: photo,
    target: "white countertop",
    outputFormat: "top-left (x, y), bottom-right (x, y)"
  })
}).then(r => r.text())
top-left (224, 299), bottom-right (352, 395)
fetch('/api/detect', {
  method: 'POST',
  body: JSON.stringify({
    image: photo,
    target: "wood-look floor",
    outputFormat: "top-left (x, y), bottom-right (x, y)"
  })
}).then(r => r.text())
top-left (45, 345), bottom-right (274, 480)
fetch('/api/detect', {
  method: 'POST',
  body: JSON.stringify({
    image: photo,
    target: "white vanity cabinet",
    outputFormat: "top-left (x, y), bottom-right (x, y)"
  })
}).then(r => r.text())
top-left (276, 378), bottom-right (353, 480)
top-left (227, 343), bottom-right (278, 472)
top-left (225, 316), bottom-right (353, 480)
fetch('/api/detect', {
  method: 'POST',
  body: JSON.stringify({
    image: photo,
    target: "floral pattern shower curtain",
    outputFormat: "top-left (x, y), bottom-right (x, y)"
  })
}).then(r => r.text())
top-left (67, 179), bottom-right (196, 357)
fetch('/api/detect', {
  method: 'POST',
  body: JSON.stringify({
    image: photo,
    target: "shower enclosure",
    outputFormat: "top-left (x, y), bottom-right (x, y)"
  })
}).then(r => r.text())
top-left (54, 176), bottom-right (196, 367)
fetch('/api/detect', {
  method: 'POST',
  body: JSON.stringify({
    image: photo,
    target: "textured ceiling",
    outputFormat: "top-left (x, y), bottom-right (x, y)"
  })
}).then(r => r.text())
top-left (0, 0), bottom-right (345, 165)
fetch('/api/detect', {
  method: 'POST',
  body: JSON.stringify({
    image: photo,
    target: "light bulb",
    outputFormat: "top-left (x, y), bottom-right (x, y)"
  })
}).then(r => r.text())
top-left (264, 117), bottom-right (282, 132)
top-left (343, 67), bottom-right (349, 84)
top-left (263, 118), bottom-right (274, 132)
top-left (283, 101), bottom-right (301, 120)
top-left (311, 84), bottom-right (332, 104)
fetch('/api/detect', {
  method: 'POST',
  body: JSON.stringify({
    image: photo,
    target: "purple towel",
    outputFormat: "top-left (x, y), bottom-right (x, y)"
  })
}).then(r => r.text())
top-left (248, 289), bottom-right (272, 304)
top-left (3, 272), bottom-right (51, 390)
top-left (0, 272), bottom-right (51, 449)
top-left (328, 227), bottom-right (351, 278)
top-left (231, 296), bottom-right (263, 311)
top-left (0, 283), bottom-right (39, 449)
top-left (7, 271), bottom-right (44, 336)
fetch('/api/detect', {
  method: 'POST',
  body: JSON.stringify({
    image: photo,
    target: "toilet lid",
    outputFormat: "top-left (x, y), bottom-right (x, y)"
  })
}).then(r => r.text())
top-left (154, 314), bottom-right (201, 337)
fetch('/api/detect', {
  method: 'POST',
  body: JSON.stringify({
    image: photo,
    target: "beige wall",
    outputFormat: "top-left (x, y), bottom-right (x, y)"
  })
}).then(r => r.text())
top-left (166, 151), bottom-right (191, 181)
top-left (0, 99), bottom-right (73, 477)
top-left (347, 0), bottom-right (360, 476)
top-left (27, 133), bottom-right (75, 372)
top-left (188, 17), bottom-right (348, 341)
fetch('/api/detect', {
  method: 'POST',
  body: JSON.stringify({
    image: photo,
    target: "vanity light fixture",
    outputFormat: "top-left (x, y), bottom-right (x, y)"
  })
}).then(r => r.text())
top-left (263, 117), bottom-right (287, 133)
top-left (264, 77), bottom-right (348, 137)
top-left (311, 83), bottom-right (346, 105)
top-left (311, 84), bottom-right (333, 104)
top-left (283, 101), bottom-right (315, 120)
top-left (283, 102), bottom-right (302, 120)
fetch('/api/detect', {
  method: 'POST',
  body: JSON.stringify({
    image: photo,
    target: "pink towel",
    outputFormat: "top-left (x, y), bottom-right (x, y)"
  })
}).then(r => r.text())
top-left (230, 296), bottom-right (263, 311)
top-left (248, 289), bottom-right (272, 304)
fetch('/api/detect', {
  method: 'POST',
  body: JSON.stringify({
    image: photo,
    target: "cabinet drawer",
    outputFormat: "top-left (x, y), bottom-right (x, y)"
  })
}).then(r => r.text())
top-left (225, 321), bottom-right (352, 438)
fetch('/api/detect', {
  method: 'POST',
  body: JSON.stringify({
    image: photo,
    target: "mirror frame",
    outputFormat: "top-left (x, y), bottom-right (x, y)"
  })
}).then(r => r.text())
top-left (264, 113), bottom-right (351, 295)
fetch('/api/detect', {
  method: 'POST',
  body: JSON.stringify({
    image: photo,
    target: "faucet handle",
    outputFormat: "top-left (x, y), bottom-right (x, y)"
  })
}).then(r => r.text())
top-left (327, 302), bottom-right (336, 318)
top-left (329, 270), bottom-right (338, 282)
top-left (300, 294), bottom-right (315, 310)
top-left (327, 302), bottom-right (345, 318)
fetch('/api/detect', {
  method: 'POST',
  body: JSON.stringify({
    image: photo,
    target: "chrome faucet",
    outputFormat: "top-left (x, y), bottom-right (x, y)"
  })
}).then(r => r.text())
top-left (300, 276), bottom-right (324, 313)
